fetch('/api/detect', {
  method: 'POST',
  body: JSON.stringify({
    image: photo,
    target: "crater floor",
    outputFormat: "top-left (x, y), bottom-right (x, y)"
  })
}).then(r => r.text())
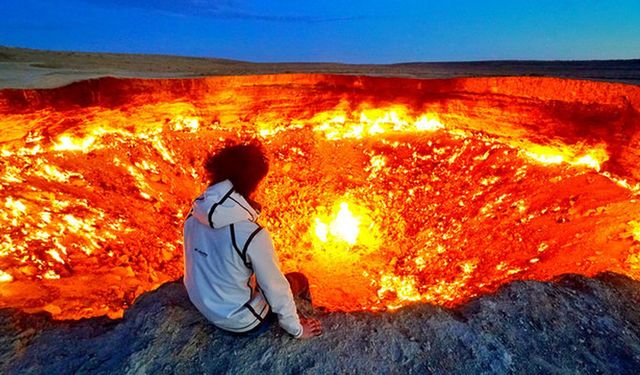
top-left (1, 74), bottom-right (640, 318)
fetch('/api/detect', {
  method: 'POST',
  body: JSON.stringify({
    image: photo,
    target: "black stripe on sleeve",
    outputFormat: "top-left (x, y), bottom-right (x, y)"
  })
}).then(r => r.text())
top-left (230, 224), bottom-right (244, 262)
top-left (207, 187), bottom-right (235, 228)
top-left (242, 226), bottom-right (263, 266)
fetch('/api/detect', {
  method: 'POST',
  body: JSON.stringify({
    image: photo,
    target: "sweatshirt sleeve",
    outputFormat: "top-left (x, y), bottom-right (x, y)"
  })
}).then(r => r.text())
top-left (247, 229), bottom-right (303, 338)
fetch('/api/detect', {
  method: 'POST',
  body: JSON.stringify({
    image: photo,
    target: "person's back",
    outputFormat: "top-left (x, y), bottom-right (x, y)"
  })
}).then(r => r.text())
top-left (183, 143), bottom-right (322, 339)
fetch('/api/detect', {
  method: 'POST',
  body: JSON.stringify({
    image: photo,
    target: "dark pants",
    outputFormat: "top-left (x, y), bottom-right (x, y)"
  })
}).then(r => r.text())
top-left (236, 272), bottom-right (309, 338)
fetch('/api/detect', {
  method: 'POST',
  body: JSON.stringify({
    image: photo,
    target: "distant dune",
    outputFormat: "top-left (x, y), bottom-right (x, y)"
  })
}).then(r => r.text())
top-left (1, 46), bottom-right (639, 89)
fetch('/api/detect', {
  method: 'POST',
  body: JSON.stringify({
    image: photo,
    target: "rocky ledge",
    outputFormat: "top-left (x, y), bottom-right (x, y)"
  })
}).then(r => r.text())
top-left (2, 273), bottom-right (640, 374)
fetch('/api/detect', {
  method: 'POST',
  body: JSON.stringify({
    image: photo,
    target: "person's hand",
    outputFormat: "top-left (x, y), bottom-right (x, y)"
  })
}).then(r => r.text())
top-left (298, 317), bottom-right (323, 339)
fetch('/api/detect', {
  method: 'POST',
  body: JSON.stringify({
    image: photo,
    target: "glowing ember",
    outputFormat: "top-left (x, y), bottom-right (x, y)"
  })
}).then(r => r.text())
top-left (0, 270), bottom-right (13, 283)
top-left (629, 221), bottom-right (640, 242)
top-left (1, 74), bottom-right (639, 319)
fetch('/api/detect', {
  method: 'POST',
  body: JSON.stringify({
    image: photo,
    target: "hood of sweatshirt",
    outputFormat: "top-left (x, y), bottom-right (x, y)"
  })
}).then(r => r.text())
top-left (190, 180), bottom-right (259, 229)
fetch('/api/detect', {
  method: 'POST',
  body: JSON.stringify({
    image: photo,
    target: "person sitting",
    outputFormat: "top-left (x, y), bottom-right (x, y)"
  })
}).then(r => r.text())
top-left (182, 142), bottom-right (322, 339)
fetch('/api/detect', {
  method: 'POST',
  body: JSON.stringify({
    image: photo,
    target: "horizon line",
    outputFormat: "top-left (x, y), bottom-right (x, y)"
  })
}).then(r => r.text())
top-left (2, 44), bottom-right (639, 66)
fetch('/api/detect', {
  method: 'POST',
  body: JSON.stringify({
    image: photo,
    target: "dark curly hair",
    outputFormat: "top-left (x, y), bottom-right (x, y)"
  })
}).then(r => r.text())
top-left (204, 142), bottom-right (269, 200)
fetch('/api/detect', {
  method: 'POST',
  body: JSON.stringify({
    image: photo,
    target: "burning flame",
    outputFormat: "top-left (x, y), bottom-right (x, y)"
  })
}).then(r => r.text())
top-left (314, 202), bottom-right (361, 245)
top-left (520, 144), bottom-right (608, 171)
top-left (312, 106), bottom-right (445, 140)
top-left (0, 269), bottom-right (13, 283)
top-left (53, 134), bottom-right (96, 152)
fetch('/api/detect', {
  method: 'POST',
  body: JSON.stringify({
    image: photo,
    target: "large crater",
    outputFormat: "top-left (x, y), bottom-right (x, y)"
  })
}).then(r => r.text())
top-left (1, 74), bottom-right (639, 319)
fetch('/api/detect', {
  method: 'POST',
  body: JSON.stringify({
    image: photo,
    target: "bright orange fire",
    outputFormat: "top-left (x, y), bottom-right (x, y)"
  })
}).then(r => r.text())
top-left (314, 202), bottom-right (362, 245)
top-left (1, 74), bottom-right (640, 319)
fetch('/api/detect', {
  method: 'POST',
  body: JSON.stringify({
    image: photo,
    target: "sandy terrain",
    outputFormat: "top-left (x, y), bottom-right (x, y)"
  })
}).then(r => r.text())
top-left (1, 46), bottom-right (639, 89)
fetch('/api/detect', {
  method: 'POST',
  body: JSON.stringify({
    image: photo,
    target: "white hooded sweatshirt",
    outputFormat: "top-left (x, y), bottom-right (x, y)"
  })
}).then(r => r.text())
top-left (183, 179), bottom-right (303, 337)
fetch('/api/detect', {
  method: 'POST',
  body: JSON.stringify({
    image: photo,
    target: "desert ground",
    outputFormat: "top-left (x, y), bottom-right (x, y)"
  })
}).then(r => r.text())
top-left (1, 46), bottom-right (639, 89)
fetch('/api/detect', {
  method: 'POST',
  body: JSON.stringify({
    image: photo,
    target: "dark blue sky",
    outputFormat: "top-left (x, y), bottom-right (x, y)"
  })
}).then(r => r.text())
top-left (1, 0), bottom-right (639, 63)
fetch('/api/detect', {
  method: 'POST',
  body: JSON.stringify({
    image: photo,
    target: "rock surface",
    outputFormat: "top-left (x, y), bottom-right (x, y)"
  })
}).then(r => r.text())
top-left (2, 272), bottom-right (640, 374)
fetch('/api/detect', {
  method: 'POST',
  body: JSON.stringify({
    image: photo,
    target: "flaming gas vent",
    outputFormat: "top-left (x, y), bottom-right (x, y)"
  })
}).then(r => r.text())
top-left (1, 74), bottom-right (640, 319)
